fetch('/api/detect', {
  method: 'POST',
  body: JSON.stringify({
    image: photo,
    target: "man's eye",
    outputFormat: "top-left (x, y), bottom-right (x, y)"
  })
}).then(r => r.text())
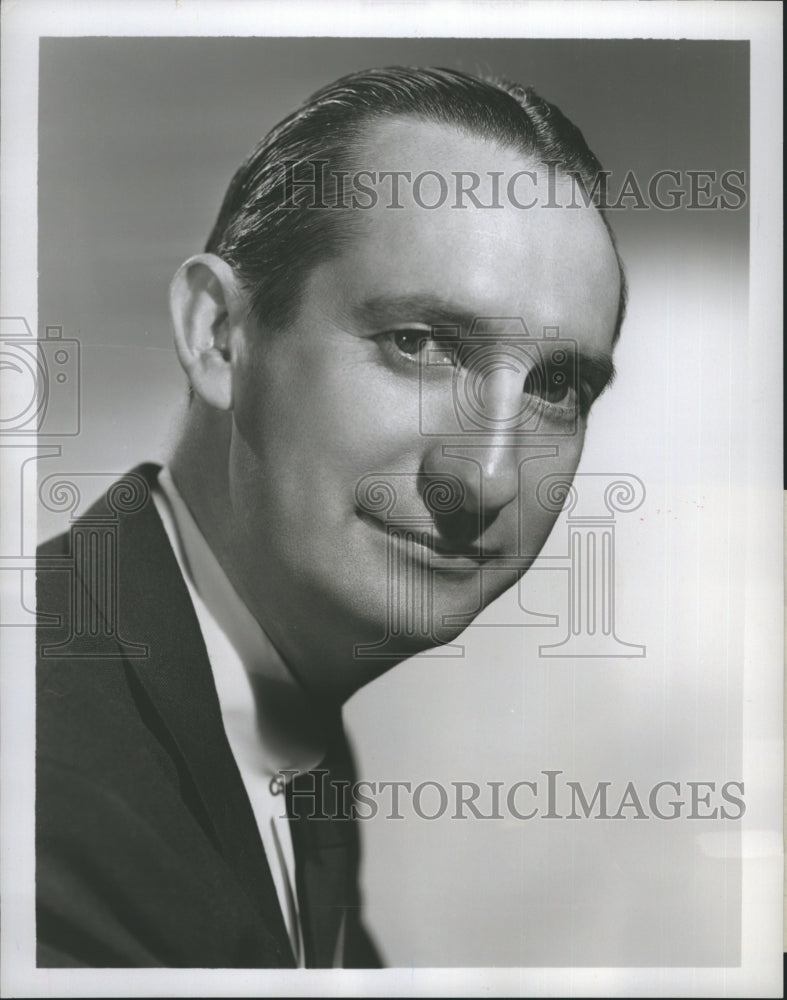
top-left (387, 330), bottom-right (456, 365)
top-left (523, 364), bottom-right (572, 404)
top-left (393, 330), bottom-right (425, 357)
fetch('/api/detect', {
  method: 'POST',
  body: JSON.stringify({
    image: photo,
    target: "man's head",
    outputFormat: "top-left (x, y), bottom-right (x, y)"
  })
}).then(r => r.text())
top-left (169, 67), bottom-right (623, 701)
top-left (203, 66), bottom-right (625, 337)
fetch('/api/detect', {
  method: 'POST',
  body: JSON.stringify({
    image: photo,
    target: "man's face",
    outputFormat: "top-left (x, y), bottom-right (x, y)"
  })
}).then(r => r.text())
top-left (227, 119), bottom-right (621, 697)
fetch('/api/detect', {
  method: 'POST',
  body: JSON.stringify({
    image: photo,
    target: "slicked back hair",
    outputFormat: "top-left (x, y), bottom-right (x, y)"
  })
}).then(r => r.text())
top-left (205, 66), bottom-right (626, 341)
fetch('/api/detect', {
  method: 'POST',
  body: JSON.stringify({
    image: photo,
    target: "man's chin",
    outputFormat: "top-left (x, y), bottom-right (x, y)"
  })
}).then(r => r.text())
top-left (348, 607), bottom-right (475, 669)
top-left (353, 566), bottom-right (519, 648)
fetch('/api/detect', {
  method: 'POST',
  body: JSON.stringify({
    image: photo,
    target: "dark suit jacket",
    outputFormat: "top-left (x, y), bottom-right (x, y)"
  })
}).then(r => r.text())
top-left (36, 464), bottom-right (380, 968)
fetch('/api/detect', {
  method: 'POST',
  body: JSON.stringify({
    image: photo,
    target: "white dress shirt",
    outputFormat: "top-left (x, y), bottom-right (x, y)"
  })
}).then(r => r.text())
top-left (152, 466), bottom-right (325, 967)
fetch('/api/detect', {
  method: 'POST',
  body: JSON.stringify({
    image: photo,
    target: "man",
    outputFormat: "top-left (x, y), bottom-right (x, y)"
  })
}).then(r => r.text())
top-left (36, 66), bottom-right (624, 968)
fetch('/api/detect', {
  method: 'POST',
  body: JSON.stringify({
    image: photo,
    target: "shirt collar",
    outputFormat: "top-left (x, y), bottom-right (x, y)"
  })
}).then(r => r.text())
top-left (154, 465), bottom-right (326, 776)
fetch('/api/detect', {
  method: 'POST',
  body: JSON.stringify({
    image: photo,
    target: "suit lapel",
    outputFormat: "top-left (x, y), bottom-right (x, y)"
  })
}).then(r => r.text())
top-left (113, 464), bottom-right (295, 966)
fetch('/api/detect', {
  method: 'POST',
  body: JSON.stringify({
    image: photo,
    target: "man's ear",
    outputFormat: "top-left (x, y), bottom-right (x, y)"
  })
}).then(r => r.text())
top-left (169, 253), bottom-right (246, 411)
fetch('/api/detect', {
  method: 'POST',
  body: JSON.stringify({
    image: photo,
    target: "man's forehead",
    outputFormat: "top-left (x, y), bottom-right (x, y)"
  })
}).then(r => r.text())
top-left (327, 119), bottom-right (621, 344)
top-left (357, 115), bottom-right (516, 171)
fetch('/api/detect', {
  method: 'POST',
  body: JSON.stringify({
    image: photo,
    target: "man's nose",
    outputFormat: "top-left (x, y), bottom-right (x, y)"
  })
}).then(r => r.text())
top-left (423, 356), bottom-right (530, 516)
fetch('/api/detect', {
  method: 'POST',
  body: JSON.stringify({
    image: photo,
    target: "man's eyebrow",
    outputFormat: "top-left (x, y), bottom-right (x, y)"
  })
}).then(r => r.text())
top-left (355, 294), bottom-right (618, 390)
top-left (353, 294), bottom-right (480, 330)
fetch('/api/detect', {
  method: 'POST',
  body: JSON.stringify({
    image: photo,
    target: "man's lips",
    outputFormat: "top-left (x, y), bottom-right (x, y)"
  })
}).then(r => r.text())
top-left (356, 509), bottom-right (499, 564)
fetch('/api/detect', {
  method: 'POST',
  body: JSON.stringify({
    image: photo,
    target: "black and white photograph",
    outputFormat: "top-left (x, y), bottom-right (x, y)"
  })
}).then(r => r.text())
top-left (0, 1), bottom-right (782, 996)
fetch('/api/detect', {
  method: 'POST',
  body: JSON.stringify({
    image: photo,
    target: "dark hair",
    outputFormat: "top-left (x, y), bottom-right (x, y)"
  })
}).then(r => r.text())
top-left (206, 66), bottom-right (626, 339)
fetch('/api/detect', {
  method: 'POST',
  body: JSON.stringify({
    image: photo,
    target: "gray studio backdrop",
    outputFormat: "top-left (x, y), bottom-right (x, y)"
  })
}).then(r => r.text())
top-left (38, 37), bottom-right (748, 966)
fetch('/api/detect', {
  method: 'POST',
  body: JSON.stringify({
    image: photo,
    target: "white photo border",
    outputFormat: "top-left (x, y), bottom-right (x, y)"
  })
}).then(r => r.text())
top-left (0, 1), bottom-right (782, 996)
